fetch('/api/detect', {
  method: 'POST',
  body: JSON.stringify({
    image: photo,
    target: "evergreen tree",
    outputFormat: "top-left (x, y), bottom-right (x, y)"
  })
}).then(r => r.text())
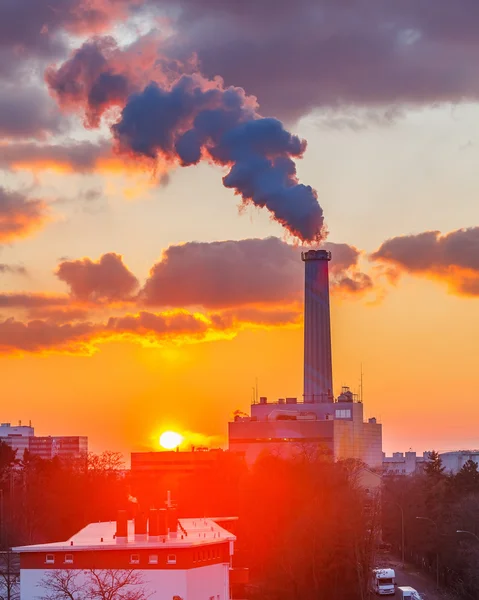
top-left (424, 450), bottom-right (445, 478)
top-left (454, 459), bottom-right (479, 494)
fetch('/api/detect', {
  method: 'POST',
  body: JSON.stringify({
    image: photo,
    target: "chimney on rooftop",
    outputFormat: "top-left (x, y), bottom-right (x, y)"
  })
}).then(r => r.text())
top-left (158, 508), bottom-right (168, 537)
top-left (301, 250), bottom-right (333, 403)
top-left (148, 509), bottom-right (159, 542)
top-left (168, 507), bottom-right (178, 539)
top-left (134, 510), bottom-right (147, 542)
top-left (116, 510), bottom-right (128, 544)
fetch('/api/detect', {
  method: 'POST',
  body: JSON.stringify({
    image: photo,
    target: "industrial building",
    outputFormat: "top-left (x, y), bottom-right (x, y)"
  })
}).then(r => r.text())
top-left (0, 422), bottom-right (87, 460)
top-left (13, 502), bottom-right (242, 600)
top-left (383, 450), bottom-right (479, 475)
top-left (228, 249), bottom-right (383, 468)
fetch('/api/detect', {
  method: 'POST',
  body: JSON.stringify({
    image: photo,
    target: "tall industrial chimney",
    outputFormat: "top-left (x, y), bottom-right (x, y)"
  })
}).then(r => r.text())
top-left (302, 249), bottom-right (333, 403)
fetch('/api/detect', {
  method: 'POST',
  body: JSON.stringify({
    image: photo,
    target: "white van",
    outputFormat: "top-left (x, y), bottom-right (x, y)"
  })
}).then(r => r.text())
top-left (371, 568), bottom-right (396, 595)
top-left (397, 586), bottom-right (422, 600)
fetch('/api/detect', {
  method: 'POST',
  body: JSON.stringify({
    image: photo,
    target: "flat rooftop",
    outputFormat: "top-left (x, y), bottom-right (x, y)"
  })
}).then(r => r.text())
top-left (14, 518), bottom-right (235, 553)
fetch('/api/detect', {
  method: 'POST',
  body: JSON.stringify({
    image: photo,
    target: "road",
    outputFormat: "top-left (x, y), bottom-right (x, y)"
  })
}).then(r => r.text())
top-left (375, 553), bottom-right (457, 600)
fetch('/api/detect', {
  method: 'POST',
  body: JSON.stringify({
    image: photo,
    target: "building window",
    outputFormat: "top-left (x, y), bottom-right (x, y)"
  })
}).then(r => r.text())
top-left (149, 555), bottom-right (158, 564)
top-left (335, 409), bottom-right (351, 419)
top-left (167, 554), bottom-right (176, 565)
top-left (45, 554), bottom-right (55, 564)
top-left (130, 554), bottom-right (140, 564)
top-left (64, 554), bottom-right (73, 564)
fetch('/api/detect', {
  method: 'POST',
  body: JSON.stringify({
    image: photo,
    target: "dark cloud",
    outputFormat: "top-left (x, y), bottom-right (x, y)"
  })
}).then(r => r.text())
top-left (0, 0), bottom-right (131, 76)
top-left (56, 252), bottom-right (139, 302)
top-left (334, 273), bottom-right (374, 295)
top-left (153, 0), bottom-right (479, 120)
top-left (0, 187), bottom-right (50, 242)
top-left (141, 237), bottom-right (302, 308)
top-left (0, 86), bottom-right (63, 139)
top-left (0, 317), bottom-right (96, 354)
top-left (45, 33), bottom-right (197, 127)
top-left (141, 237), bottom-right (372, 309)
top-left (371, 227), bottom-right (479, 296)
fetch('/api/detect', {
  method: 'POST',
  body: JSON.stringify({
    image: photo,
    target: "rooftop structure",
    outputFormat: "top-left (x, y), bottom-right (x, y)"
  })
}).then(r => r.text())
top-left (14, 503), bottom-right (242, 600)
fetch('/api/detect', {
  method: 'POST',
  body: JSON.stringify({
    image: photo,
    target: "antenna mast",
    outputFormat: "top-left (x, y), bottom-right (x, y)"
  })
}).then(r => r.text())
top-left (360, 363), bottom-right (364, 403)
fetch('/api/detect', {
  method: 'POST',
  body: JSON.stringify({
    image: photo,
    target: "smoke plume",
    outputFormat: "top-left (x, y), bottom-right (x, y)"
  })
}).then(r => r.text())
top-left (47, 41), bottom-right (325, 242)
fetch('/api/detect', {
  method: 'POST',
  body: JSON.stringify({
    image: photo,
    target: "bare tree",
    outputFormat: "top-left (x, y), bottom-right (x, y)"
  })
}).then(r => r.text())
top-left (0, 550), bottom-right (19, 600)
top-left (38, 569), bottom-right (150, 600)
top-left (86, 570), bottom-right (150, 600)
top-left (38, 570), bottom-right (83, 600)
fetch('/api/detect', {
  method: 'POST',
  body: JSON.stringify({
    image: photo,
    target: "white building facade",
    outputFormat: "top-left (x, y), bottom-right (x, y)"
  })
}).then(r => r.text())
top-left (14, 513), bottom-right (236, 600)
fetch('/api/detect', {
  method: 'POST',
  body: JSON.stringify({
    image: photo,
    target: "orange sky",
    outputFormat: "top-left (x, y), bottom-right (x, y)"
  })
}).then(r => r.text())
top-left (2, 272), bottom-right (479, 458)
top-left (3, 5), bottom-right (479, 461)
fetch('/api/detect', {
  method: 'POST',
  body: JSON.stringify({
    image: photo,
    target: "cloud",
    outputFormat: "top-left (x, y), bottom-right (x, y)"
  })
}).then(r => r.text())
top-left (0, 141), bottom-right (110, 173)
top-left (45, 33), bottom-right (197, 127)
top-left (0, 264), bottom-right (28, 276)
top-left (141, 237), bottom-right (373, 309)
top-left (0, 293), bottom-right (68, 308)
top-left (0, 317), bottom-right (97, 354)
top-left (371, 227), bottom-right (479, 296)
top-left (0, 306), bottom-right (298, 355)
top-left (0, 187), bottom-right (50, 242)
top-left (26, 306), bottom-right (91, 323)
top-left (56, 252), bottom-right (139, 302)
top-left (152, 0), bottom-right (479, 120)
top-left (0, 86), bottom-right (63, 139)
top-left (0, 0), bottom-right (133, 79)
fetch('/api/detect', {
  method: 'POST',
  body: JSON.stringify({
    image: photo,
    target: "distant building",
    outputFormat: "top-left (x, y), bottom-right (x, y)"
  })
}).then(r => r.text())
top-left (0, 422), bottom-right (87, 461)
top-left (14, 505), bottom-right (242, 600)
top-left (382, 451), bottom-right (429, 475)
top-left (383, 450), bottom-right (479, 475)
top-left (0, 422), bottom-right (34, 457)
top-left (229, 388), bottom-right (383, 468)
top-left (28, 436), bottom-right (88, 460)
top-left (439, 451), bottom-right (479, 474)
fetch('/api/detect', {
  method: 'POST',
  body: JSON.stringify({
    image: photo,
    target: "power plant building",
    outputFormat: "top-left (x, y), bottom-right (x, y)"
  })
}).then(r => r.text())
top-left (228, 249), bottom-right (382, 469)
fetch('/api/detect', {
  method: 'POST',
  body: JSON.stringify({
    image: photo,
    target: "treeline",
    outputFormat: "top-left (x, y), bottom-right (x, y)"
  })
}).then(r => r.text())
top-left (0, 442), bottom-right (128, 548)
top-left (1, 441), bottom-right (379, 600)
top-left (383, 451), bottom-right (479, 599)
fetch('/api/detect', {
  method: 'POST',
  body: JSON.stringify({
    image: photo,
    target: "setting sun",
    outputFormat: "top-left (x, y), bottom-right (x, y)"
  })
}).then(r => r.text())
top-left (159, 431), bottom-right (184, 450)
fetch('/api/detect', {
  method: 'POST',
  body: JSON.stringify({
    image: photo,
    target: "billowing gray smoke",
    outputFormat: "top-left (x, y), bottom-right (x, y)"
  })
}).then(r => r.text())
top-left (47, 40), bottom-right (325, 242)
top-left (113, 76), bottom-right (324, 242)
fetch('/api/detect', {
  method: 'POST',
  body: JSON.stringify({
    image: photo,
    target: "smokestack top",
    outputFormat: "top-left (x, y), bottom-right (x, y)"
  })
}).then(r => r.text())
top-left (301, 249), bottom-right (331, 262)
